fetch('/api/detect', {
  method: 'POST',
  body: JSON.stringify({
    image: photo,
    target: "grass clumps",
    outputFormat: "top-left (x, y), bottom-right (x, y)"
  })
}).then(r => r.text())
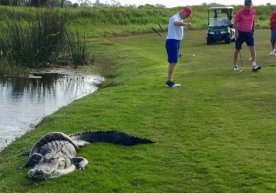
top-left (0, 8), bottom-right (90, 75)
top-left (0, 9), bottom-right (67, 68)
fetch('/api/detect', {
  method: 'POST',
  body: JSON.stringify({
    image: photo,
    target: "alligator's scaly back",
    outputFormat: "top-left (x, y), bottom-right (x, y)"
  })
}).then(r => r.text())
top-left (70, 131), bottom-right (154, 146)
top-left (29, 132), bottom-right (79, 156)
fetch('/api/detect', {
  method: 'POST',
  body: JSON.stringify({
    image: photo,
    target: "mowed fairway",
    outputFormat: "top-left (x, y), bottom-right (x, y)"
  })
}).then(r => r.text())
top-left (0, 30), bottom-right (275, 193)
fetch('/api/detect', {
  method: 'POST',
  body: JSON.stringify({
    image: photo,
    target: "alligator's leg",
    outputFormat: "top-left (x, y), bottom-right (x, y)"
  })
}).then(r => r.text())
top-left (71, 157), bottom-right (88, 170)
top-left (17, 153), bottom-right (43, 170)
top-left (18, 150), bottom-right (30, 157)
top-left (49, 164), bottom-right (76, 178)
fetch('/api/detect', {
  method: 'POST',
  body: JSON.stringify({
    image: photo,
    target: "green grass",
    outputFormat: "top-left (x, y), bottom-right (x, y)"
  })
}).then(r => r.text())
top-left (67, 5), bottom-right (274, 37)
top-left (0, 29), bottom-right (276, 193)
top-left (0, 5), bottom-right (273, 37)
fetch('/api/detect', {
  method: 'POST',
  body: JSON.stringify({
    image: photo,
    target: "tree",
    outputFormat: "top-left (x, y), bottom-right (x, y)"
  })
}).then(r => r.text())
top-left (72, 2), bottom-right (78, 7)
top-left (29, 0), bottom-right (49, 7)
top-left (108, 0), bottom-right (120, 7)
top-left (155, 4), bottom-right (166, 8)
top-left (0, 0), bottom-right (24, 5)
top-left (0, 0), bottom-right (11, 5)
top-left (64, 0), bottom-right (72, 7)
top-left (93, 0), bottom-right (103, 7)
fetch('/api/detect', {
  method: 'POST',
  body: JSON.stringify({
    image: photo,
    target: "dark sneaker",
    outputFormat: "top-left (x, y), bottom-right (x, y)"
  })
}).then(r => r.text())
top-left (252, 65), bottom-right (261, 72)
top-left (166, 80), bottom-right (174, 87)
top-left (233, 65), bottom-right (239, 71)
top-left (165, 80), bottom-right (181, 88)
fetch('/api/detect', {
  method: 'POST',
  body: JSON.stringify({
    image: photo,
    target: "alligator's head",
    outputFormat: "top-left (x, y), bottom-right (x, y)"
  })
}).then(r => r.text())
top-left (28, 152), bottom-right (75, 180)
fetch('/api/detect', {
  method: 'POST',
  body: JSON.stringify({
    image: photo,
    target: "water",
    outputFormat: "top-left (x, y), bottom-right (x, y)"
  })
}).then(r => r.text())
top-left (0, 70), bottom-right (103, 151)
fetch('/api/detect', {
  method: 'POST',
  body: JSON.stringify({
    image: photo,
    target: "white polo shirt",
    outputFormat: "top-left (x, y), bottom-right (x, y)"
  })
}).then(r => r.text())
top-left (166, 13), bottom-right (184, 40)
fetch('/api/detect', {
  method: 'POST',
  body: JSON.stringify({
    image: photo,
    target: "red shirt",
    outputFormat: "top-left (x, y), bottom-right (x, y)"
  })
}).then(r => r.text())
top-left (235, 8), bottom-right (256, 32)
top-left (270, 11), bottom-right (276, 29)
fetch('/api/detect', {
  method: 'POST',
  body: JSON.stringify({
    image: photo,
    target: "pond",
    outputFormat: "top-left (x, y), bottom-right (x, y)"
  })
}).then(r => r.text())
top-left (0, 69), bottom-right (103, 151)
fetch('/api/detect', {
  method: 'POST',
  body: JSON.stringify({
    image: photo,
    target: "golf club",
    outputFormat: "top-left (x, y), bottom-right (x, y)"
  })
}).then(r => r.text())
top-left (152, 27), bottom-right (163, 38)
top-left (239, 50), bottom-right (244, 72)
top-left (158, 23), bottom-right (167, 36)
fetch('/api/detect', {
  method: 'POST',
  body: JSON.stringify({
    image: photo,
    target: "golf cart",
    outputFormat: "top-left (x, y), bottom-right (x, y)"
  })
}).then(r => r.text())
top-left (206, 7), bottom-right (235, 45)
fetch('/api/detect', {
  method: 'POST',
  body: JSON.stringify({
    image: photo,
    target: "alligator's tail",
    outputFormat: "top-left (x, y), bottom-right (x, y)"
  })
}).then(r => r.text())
top-left (70, 131), bottom-right (154, 146)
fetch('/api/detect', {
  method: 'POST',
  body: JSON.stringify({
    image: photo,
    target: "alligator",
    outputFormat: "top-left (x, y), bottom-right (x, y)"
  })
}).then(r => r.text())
top-left (18, 131), bottom-right (153, 180)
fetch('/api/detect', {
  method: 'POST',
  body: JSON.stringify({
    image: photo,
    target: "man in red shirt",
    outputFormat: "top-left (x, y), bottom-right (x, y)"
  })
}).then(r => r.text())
top-left (233, 0), bottom-right (261, 72)
top-left (269, 11), bottom-right (276, 56)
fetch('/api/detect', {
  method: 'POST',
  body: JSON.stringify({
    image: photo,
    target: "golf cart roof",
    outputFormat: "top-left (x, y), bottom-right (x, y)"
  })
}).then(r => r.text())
top-left (209, 6), bottom-right (234, 11)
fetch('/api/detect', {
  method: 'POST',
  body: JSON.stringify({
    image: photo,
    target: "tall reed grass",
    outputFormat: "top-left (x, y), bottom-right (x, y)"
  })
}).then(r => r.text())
top-left (0, 8), bottom-right (89, 73)
top-left (67, 32), bottom-right (90, 68)
top-left (0, 9), bottom-right (67, 68)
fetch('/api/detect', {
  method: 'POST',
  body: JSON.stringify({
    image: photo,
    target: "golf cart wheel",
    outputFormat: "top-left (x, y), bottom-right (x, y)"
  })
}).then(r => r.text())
top-left (207, 37), bottom-right (212, 45)
top-left (224, 35), bottom-right (231, 44)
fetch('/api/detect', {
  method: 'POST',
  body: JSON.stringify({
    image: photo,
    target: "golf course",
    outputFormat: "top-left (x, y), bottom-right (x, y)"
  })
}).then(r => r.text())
top-left (0, 5), bottom-right (276, 193)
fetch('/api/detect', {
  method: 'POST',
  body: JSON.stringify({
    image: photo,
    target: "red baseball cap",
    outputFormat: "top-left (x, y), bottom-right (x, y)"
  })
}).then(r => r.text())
top-left (183, 6), bottom-right (192, 17)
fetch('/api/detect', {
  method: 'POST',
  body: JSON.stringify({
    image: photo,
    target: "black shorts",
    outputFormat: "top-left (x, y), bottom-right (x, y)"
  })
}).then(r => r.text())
top-left (235, 31), bottom-right (255, 50)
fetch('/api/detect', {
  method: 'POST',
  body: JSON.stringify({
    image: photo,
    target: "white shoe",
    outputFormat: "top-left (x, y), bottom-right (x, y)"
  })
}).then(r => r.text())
top-left (233, 65), bottom-right (239, 71)
top-left (270, 50), bottom-right (276, 56)
top-left (172, 83), bottom-right (181, 88)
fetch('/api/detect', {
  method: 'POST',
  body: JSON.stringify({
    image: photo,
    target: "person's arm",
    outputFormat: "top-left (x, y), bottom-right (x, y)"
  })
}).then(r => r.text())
top-left (252, 10), bottom-right (256, 32)
top-left (234, 20), bottom-right (239, 39)
top-left (234, 11), bottom-right (240, 38)
top-left (174, 21), bottom-right (192, 28)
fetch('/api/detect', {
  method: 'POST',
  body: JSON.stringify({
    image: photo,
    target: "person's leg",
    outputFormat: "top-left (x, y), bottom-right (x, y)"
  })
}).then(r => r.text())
top-left (271, 29), bottom-right (276, 55)
top-left (233, 33), bottom-right (243, 71)
top-left (167, 63), bottom-right (176, 81)
top-left (271, 42), bottom-right (275, 51)
top-left (249, 46), bottom-right (256, 63)
top-left (233, 49), bottom-right (239, 66)
top-left (249, 45), bottom-right (261, 71)
top-left (245, 32), bottom-right (256, 63)
top-left (165, 39), bottom-right (180, 86)
top-left (245, 32), bottom-right (261, 71)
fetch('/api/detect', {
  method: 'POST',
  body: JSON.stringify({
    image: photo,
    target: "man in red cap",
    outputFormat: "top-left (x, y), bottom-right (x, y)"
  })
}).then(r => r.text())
top-left (232, 0), bottom-right (261, 72)
top-left (165, 6), bottom-right (193, 88)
